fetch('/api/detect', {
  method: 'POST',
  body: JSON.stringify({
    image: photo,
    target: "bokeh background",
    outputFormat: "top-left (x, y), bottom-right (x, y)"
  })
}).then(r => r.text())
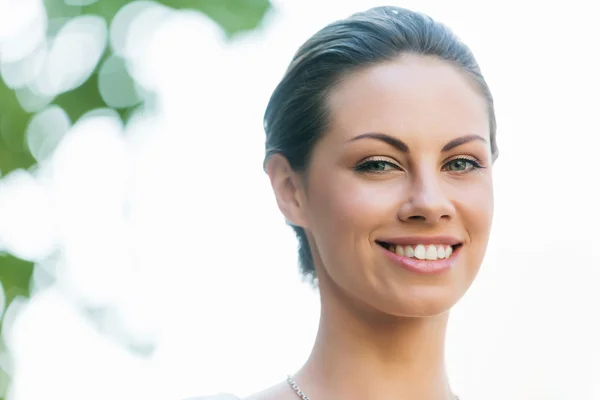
top-left (1, 1), bottom-right (599, 399)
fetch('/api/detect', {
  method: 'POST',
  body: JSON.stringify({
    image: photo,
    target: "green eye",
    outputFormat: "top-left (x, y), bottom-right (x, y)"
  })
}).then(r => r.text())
top-left (355, 159), bottom-right (399, 173)
top-left (443, 158), bottom-right (482, 172)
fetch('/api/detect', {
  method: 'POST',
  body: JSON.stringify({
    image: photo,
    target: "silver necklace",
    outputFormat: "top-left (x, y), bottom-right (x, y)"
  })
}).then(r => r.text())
top-left (287, 376), bottom-right (460, 400)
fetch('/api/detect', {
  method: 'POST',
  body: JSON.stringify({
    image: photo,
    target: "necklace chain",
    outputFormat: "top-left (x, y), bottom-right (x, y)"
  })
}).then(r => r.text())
top-left (287, 376), bottom-right (311, 400)
top-left (287, 376), bottom-right (459, 400)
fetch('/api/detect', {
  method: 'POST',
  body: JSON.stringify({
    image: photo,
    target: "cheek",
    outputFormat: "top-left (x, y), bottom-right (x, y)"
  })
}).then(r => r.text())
top-left (455, 177), bottom-right (494, 246)
top-left (306, 171), bottom-right (399, 283)
top-left (308, 171), bottom-right (400, 236)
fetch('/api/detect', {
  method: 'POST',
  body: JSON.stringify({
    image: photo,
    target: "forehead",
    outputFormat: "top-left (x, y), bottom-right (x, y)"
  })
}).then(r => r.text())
top-left (325, 54), bottom-right (490, 143)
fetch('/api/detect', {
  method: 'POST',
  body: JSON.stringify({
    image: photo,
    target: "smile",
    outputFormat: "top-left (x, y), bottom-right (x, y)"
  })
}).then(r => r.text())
top-left (376, 242), bottom-right (460, 260)
top-left (376, 240), bottom-right (463, 274)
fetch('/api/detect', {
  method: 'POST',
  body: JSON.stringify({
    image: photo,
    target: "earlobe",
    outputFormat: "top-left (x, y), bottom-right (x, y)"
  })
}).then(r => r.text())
top-left (265, 154), bottom-right (308, 228)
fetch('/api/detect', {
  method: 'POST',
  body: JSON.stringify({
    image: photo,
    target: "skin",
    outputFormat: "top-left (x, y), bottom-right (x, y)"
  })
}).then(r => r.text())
top-left (258, 54), bottom-right (494, 400)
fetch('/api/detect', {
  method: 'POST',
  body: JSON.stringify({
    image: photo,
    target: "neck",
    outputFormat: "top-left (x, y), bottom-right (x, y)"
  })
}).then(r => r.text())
top-left (295, 280), bottom-right (453, 400)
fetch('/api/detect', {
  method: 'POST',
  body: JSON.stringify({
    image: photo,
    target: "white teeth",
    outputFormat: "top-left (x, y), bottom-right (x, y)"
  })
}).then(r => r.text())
top-left (437, 246), bottom-right (446, 259)
top-left (445, 245), bottom-right (453, 258)
top-left (395, 246), bottom-right (404, 256)
top-left (414, 244), bottom-right (426, 260)
top-left (425, 245), bottom-right (438, 260)
top-left (386, 243), bottom-right (456, 260)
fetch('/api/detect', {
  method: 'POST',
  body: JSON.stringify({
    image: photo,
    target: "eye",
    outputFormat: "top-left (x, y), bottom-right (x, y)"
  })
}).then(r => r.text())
top-left (443, 157), bottom-right (483, 173)
top-left (355, 158), bottom-right (401, 173)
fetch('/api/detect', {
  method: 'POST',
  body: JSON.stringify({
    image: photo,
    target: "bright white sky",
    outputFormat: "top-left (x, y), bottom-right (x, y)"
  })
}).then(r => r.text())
top-left (1, 0), bottom-right (599, 399)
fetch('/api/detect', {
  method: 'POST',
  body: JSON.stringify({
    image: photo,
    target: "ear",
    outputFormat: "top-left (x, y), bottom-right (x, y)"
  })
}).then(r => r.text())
top-left (265, 154), bottom-right (309, 228)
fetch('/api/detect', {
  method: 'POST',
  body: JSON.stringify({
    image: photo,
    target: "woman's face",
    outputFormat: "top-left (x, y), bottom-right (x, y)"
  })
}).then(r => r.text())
top-left (303, 55), bottom-right (494, 317)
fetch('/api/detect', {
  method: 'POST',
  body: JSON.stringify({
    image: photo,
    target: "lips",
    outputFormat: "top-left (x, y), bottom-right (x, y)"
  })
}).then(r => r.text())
top-left (375, 235), bottom-right (463, 260)
top-left (377, 242), bottom-right (458, 260)
top-left (376, 239), bottom-right (463, 274)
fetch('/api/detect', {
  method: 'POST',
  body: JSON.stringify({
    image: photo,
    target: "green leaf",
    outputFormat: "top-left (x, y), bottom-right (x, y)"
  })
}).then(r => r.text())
top-left (0, 254), bottom-right (34, 309)
top-left (0, 255), bottom-right (34, 398)
top-left (0, 80), bottom-right (36, 175)
top-left (158, 0), bottom-right (271, 37)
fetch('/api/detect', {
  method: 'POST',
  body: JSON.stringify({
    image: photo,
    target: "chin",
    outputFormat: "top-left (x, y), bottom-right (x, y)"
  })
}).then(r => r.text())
top-left (397, 303), bottom-right (454, 318)
top-left (375, 288), bottom-right (463, 318)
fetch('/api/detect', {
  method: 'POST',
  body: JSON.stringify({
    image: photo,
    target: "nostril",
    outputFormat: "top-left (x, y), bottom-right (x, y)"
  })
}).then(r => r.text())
top-left (408, 215), bottom-right (426, 221)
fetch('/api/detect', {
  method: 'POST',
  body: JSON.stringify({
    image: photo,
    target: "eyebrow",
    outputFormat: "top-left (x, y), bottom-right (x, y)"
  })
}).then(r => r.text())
top-left (348, 132), bottom-right (487, 153)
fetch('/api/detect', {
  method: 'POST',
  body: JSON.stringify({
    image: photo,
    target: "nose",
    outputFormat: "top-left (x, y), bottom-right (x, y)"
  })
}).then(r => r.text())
top-left (397, 172), bottom-right (455, 225)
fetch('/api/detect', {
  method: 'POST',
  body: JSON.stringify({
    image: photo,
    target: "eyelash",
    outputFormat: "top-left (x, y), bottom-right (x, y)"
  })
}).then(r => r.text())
top-left (354, 156), bottom-right (485, 174)
top-left (354, 158), bottom-right (401, 173)
top-left (442, 156), bottom-right (485, 173)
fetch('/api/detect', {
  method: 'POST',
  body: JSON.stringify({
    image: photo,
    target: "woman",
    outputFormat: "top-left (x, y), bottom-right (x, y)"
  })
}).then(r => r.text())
top-left (197, 5), bottom-right (498, 400)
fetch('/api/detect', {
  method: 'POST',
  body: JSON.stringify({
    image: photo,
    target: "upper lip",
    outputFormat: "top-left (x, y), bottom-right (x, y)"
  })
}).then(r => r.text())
top-left (376, 235), bottom-right (463, 246)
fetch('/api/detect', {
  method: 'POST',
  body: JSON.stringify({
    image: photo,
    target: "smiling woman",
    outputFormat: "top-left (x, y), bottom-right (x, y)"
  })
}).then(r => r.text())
top-left (194, 5), bottom-right (497, 400)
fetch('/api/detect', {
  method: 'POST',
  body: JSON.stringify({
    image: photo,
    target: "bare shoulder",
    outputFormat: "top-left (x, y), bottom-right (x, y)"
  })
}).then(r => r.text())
top-left (185, 381), bottom-right (296, 400)
top-left (244, 381), bottom-right (297, 400)
top-left (184, 395), bottom-right (241, 400)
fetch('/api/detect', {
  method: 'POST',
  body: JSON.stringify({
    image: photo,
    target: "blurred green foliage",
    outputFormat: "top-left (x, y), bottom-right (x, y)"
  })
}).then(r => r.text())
top-left (0, 0), bottom-right (270, 396)
top-left (1, 0), bottom-right (270, 175)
